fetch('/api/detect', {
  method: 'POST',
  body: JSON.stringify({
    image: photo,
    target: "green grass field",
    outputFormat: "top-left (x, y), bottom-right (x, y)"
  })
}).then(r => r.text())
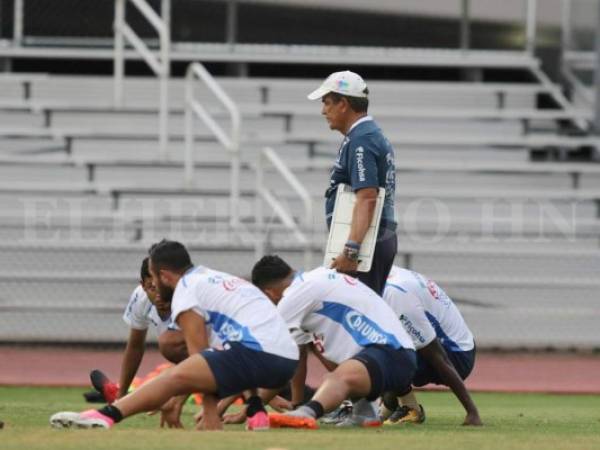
top-left (0, 387), bottom-right (599, 450)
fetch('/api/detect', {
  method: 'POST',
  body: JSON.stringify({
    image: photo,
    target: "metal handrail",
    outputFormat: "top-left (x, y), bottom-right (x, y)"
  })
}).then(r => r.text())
top-left (530, 65), bottom-right (590, 132)
top-left (114, 0), bottom-right (170, 159)
top-left (524, 0), bottom-right (537, 55)
top-left (256, 146), bottom-right (313, 269)
top-left (13, 0), bottom-right (24, 46)
top-left (561, 65), bottom-right (594, 106)
top-left (184, 62), bottom-right (241, 227)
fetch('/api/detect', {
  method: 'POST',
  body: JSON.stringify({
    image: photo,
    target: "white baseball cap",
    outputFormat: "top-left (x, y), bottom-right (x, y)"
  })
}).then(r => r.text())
top-left (307, 70), bottom-right (368, 101)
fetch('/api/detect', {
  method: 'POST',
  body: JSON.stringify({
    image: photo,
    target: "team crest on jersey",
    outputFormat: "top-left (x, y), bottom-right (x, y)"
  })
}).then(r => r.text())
top-left (343, 275), bottom-right (358, 286)
top-left (312, 332), bottom-right (325, 354)
top-left (427, 280), bottom-right (439, 299)
top-left (223, 277), bottom-right (245, 291)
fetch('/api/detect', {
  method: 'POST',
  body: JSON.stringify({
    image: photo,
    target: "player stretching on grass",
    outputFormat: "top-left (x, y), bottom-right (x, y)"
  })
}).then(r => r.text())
top-left (50, 240), bottom-right (298, 431)
top-left (251, 255), bottom-right (416, 429)
top-left (89, 257), bottom-right (187, 404)
top-left (379, 266), bottom-right (482, 426)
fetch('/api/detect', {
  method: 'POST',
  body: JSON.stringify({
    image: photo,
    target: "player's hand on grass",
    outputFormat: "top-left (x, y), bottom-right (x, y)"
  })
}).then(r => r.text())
top-left (160, 396), bottom-right (185, 429)
top-left (268, 395), bottom-right (293, 412)
top-left (195, 410), bottom-right (224, 431)
top-left (222, 410), bottom-right (247, 424)
top-left (463, 411), bottom-right (483, 426)
top-left (330, 254), bottom-right (358, 275)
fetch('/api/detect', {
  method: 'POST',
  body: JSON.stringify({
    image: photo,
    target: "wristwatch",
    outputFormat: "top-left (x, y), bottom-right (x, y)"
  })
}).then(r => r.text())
top-left (343, 240), bottom-right (360, 262)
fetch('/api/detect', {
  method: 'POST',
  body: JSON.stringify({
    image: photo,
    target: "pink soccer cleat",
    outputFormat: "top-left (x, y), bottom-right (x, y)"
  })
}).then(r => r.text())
top-left (50, 409), bottom-right (114, 429)
top-left (246, 411), bottom-right (270, 431)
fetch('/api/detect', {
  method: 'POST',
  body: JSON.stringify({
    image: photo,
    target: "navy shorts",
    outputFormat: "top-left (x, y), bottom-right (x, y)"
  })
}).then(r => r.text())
top-left (201, 343), bottom-right (298, 399)
top-left (351, 345), bottom-right (417, 401)
top-left (412, 346), bottom-right (476, 387)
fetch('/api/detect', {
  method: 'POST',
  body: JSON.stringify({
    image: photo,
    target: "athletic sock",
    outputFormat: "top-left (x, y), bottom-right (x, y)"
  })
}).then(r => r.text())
top-left (97, 405), bottom-right (124, 423)
top-left (352, 398), bottom-right (377, 417)
top-left (303, 400), bottom-right (324, 419)
top-left (382, 391), bottom-right (399, 412)
top-left (399, 391), bottom-right (420, 411)
top-left (245, 395), bottom-right (266, 418)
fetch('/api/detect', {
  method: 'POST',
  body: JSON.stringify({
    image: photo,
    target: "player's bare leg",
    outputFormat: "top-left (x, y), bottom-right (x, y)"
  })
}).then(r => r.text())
top-left (270, 360), bottom-right (371, 429)
top-left (114, 354), bottom-right (216, 416)
top-left (51, 354), bottom-right (221, 430)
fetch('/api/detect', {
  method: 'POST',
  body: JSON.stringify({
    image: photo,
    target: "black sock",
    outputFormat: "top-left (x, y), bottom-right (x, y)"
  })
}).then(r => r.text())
top-left (97, 405), bottom-right (124, 423)
top-left (245, 396), bottom-right (266, 418)
top-left (382, 392), bottom-right (399, 411)
top-left (305, 400), bottom-right (324, 419)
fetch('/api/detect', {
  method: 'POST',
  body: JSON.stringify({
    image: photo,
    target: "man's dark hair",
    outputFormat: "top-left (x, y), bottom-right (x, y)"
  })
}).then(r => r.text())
top-left (149, 239), bottom-right (193, 274)
top-left (251, 255), bottom-right (293, 289)
top-left (140, 257), bottom-right (151, 281)
top-left (328, 89), bottom-right (369, 113)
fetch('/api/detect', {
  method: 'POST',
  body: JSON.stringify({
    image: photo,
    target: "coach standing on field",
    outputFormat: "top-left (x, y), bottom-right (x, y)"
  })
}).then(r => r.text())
top-left (308, 71), bottom-right (397, 295)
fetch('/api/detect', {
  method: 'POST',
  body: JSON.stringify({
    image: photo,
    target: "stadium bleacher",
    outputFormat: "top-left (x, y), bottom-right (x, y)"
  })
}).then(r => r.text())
top-left (1, 38), bottom-right (599, 349)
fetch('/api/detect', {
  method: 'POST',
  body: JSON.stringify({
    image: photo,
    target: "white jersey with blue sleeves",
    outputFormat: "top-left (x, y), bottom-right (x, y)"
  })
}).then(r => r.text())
top-left (171, 267), bottom-right (299, 361)
top-left (383, 266), bottom-right (474, 352)
top-left (277, 267), bottom-right (414, 365)
top-left (123, 285), bottom-right (178, 336)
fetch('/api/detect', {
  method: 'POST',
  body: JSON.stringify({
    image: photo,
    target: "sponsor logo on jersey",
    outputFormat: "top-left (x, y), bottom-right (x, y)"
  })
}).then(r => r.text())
top-left (344, 310), bottom-right (389, 345)
top-left (219, 322), bottom-right (244, 341)
top-left (355, 146), bottom-right (366, 182)
top-left (399, 314), bottom-right (427, 344)
top-left (206, 310), bottom-right (263, 352)
top-left (316, 302), bottom-right (402, 349)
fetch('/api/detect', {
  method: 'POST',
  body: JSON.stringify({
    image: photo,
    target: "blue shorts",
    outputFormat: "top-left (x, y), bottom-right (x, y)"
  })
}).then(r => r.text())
top-left (351, 345), bottom-right (417, 401)
top-left (201, 343), bottom-right (298, 399)
top-left (413, 346), bottom-right (476, 387)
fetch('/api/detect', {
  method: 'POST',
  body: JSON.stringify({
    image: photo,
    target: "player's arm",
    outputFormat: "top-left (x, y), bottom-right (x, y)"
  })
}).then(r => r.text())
top-left (176, 309), bottom-right (209, 355)
top-left (348, 187), bottom-right (378, 244)
top-left (309, 343), bottom-right (338, 372)
top-left (331, 187), bottom-right (378, 273)
top-left (157, 310), bottom-right (210, 429)
top-left (418, 339), bottom-right (482, 426)
top-left (331, 142), bottom-right (379, 273)
top-left (176, 309), bottom-right (222, 430)
top-left (290, 344), bottom-right (309, 406)
top-left (117, 328), bottom-right (148, 398)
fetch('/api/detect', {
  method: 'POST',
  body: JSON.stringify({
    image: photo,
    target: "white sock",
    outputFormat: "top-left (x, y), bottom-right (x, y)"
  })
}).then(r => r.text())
top-left (287, 405), bottom-right (317, 419)
top-left (352, 398), bottom-right (377, 418)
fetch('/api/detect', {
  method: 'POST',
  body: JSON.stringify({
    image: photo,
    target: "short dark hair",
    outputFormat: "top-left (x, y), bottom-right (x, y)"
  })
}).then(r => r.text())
top-left (327, 90), bottom-right (369, 113)
top-left (149, 239), bottom-right (193, 274)
top-left (140, 257), bottom-right (151, 281)
top-left (252, 255), bottom-right (293, 289)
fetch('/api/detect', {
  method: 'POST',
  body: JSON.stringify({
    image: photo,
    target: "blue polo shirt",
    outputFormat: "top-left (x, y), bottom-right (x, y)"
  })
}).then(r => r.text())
top-left (325, 117), bottom-right (396, 231)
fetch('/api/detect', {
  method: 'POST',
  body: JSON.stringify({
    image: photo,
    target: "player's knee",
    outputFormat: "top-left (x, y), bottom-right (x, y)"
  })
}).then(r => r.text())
top-left (326, 367), bottom-right (362, 393)
top-left (336, 370), bottom-right (364, 391)
top-left (158, 331), bottom-right (188, 364)
top-left (167, 366), bottom-right (196, 393)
